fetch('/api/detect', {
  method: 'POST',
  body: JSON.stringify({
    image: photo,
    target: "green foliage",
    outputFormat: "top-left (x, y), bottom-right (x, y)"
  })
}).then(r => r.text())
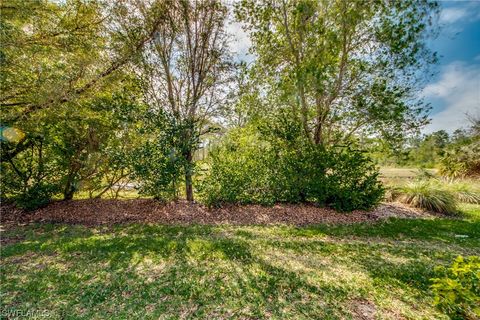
top-left (131, 110), bottom-right (199, 200)
top-left (444, 182), bottom-right (480, 205)
top-left (198, 128), bottom-right (276, 206)
top-left (1, 91), bottom-right (145, 207)
top-left (235, 0), bottom-right (437, 146)
top-left (390, 181), bottom-right (458, 214)
top-left (199, 117), bottom-right (384, 211)
top-left (440, 140), bottom-right (480, 179)
top-left (325, 150), bottom-right (385, 212)
top-left (0, 0), bottom-right (109, 121)
top-left (431, 256), bottom-right (480, 320)
top-left (0, 0), bottom-right (443, 207)
top-left (14, 183), bottom-right (56, 211)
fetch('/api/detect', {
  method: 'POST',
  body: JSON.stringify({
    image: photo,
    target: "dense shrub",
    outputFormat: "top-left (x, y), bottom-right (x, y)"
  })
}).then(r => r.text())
top-left (430, 256), bottom-right (480, 320)
top-left (130, 111), bottom-right (196, 201)
top-left (1, 136), bottom-right (60, 210)
top-left (325, 150), bottom-right (385, 211)
top-left (439, 140), bottom-right (480, 178)
top-left (198, 128), bottom-right (277, 206)
top-left (130, 140), bottom-right (184, 201)
top-left (199, 125), bottom-right (384, 211)
top-left (14, 183), bottom-right (57, 211)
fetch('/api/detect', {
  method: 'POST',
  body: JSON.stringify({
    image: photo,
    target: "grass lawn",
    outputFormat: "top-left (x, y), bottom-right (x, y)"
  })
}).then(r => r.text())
top-left (1, 205), bottom-right (479, 319)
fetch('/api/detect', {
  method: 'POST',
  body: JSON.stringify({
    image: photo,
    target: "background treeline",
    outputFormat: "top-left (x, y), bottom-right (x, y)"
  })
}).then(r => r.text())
top-left (3, 0), bottom-right (474, 212)
top-left (370, 119), bottom-right (480, 177)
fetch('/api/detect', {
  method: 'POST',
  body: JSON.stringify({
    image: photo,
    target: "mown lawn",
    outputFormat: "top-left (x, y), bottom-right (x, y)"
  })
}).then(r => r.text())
top-left (1, 205), bottom-right (479, 319)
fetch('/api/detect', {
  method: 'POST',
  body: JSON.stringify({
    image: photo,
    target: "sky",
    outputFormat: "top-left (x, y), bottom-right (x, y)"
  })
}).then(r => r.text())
top-left (423, 0), bottom-right (480, 133)
top-left (227, 1), bottom-right (480, 134)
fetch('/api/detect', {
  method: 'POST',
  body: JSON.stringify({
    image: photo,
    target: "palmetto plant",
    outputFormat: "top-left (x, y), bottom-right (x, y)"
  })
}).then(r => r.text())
top-left (439, 142), bottom-right (480, 179)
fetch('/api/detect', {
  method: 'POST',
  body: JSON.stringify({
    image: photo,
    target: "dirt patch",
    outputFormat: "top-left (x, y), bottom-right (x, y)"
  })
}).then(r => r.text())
top-left (0, 199), bottom-right (433, 227)
top-left (350, 299), bottom-right (377, 320)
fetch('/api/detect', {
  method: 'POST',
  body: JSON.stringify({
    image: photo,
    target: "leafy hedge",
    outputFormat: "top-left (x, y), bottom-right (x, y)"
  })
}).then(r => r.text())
top-left (199, 125), bottom-right (384, 211)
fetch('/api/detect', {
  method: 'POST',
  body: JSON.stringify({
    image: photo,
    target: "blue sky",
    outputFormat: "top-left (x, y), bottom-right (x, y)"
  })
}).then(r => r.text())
top-left (228, 1), bottom-right (480, 134)
top-left (423, 0), bottom-right (480, 133)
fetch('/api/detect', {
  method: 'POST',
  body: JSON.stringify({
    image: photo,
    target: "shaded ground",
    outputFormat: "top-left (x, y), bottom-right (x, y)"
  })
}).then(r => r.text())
top-left (0, 199), bottom-right (434, 227)
top-left (1, 204), bottom-right (479, 319)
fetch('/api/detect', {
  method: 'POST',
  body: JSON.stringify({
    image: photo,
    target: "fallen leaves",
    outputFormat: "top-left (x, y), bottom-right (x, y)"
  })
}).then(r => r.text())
top-left (1, 199), bottom-right (432, 227)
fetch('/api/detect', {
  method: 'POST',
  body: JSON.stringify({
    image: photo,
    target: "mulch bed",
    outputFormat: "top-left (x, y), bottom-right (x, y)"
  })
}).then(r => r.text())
top-left (0, 199), bottom-right (432, 227)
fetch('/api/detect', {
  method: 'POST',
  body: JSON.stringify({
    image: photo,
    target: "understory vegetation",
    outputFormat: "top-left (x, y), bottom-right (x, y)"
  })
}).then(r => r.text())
top-left (431, 255), bottom-right (480, 320)
top-left (384, 177), bottom-right (480, 215)
top-left (1, 205), bottom-right (479, 319)
top-left (199, 118), bottom-right (384, 210)
top-left (1, 0), bottom-right (446, 212)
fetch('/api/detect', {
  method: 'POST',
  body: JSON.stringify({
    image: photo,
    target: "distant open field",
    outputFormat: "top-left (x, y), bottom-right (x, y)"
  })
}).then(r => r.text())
top-left (379, 168), bottom-right (438, 185)
top-left (379, 168), bottom-right (437, 179)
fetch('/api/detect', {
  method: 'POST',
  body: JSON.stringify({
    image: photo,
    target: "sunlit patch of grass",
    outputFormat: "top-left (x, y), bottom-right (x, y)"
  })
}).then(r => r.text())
top-left (1, 206), bottom-right (479, 319)
top-left (71, 189), bottom-right (144, 200)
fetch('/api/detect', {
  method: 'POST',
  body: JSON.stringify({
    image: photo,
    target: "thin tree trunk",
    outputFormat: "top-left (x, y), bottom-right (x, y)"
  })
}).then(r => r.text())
top-left (184, 149), bottom-right (194, 202)
top-left (63, 179), bottom-right (75, 200)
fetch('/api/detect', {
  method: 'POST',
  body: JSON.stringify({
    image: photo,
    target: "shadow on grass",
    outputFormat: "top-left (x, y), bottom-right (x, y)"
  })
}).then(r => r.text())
top-left (286, 217), bottom-right (480, 246)
top-left (3, 217), bottom-right (477, 319)
top-left (1, 223), bottom-right (351, 319)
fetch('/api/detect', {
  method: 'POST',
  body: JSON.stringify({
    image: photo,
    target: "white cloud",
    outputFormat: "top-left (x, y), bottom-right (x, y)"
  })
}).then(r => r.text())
top-left (226, 21), bottom-right (253, 62)
top-left (423, 61), bottom-right (480, 133)
top-left (440, 7), bottom-right (468, 24)
top-left (439, 2), bottom-right (480, 25)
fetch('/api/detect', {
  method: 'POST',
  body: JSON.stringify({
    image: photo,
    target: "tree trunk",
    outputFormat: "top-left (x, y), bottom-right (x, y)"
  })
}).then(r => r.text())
top-left (184, 149), bottom-right (194, 202)
top-left (63, 171), bottom-right (76, 200)
top-left (63, 181), bottom-right (75, 200)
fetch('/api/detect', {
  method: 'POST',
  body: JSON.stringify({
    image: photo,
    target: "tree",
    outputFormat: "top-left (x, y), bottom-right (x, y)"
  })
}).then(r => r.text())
top-left (0, 0), bottom-right (162, 122)
top-left (236, 0), bottom-right (438, 147)
top-left (0, 0), bottom-right (148, 205)
top-left (116, 0), bottom-right (233, 201)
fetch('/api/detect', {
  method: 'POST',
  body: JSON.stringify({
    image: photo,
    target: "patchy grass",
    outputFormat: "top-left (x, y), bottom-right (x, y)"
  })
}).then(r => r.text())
top-left (380, 167), bottom-right (437, 179)
top-left (1, 205), bottom-right (479, 319)
top-left (379, 167), bottom-right (438, 185)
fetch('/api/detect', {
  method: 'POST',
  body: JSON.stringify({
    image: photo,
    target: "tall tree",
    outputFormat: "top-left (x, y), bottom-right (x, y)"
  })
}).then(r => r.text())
top-left (0, 0), bottom-right (151, 202)
top-left (236, 0), bottom-right (438, 146)
top-left (117, 0), bottom-right (232, 201)
top-left (0, 0), bottom-right (162, 123)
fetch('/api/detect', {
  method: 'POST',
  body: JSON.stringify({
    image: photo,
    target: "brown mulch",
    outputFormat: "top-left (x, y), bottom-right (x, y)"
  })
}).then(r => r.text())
top-left (349, 299), bottom-right (377, 320)
top-left (0, 199), bottom-right (433, 227)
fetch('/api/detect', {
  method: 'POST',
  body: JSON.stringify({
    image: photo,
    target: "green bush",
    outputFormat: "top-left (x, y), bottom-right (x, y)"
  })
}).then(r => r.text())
top-left (130, 110), bottom-right (197, 201)
top-left (198, 128), bottom-right (277, 206)
top-left (392, 181), bottom-right (458, 214)
top-left (14, 183), bottom-right (56, 211)
top-left (439, 140), bottom-right (480, 178)
top-left (131, 140), bottom-right (184, 201)
top-left (325, 150), bottom-right (384, 211)
top-left (199, 125), bottom-right (384, 211)
top-left (430, 256), bottom-right (480, 320)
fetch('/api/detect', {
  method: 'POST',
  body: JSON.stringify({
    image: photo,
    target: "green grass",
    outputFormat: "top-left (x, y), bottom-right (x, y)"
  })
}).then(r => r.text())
top-left (1, 205), bottom-right (479, 319)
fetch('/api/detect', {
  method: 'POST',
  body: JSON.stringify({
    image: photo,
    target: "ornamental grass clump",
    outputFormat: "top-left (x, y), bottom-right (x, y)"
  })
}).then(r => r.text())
top-left (444, 182), bottom-right (480, 205)
top-left (396, 181), bottom-right (458, 215)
